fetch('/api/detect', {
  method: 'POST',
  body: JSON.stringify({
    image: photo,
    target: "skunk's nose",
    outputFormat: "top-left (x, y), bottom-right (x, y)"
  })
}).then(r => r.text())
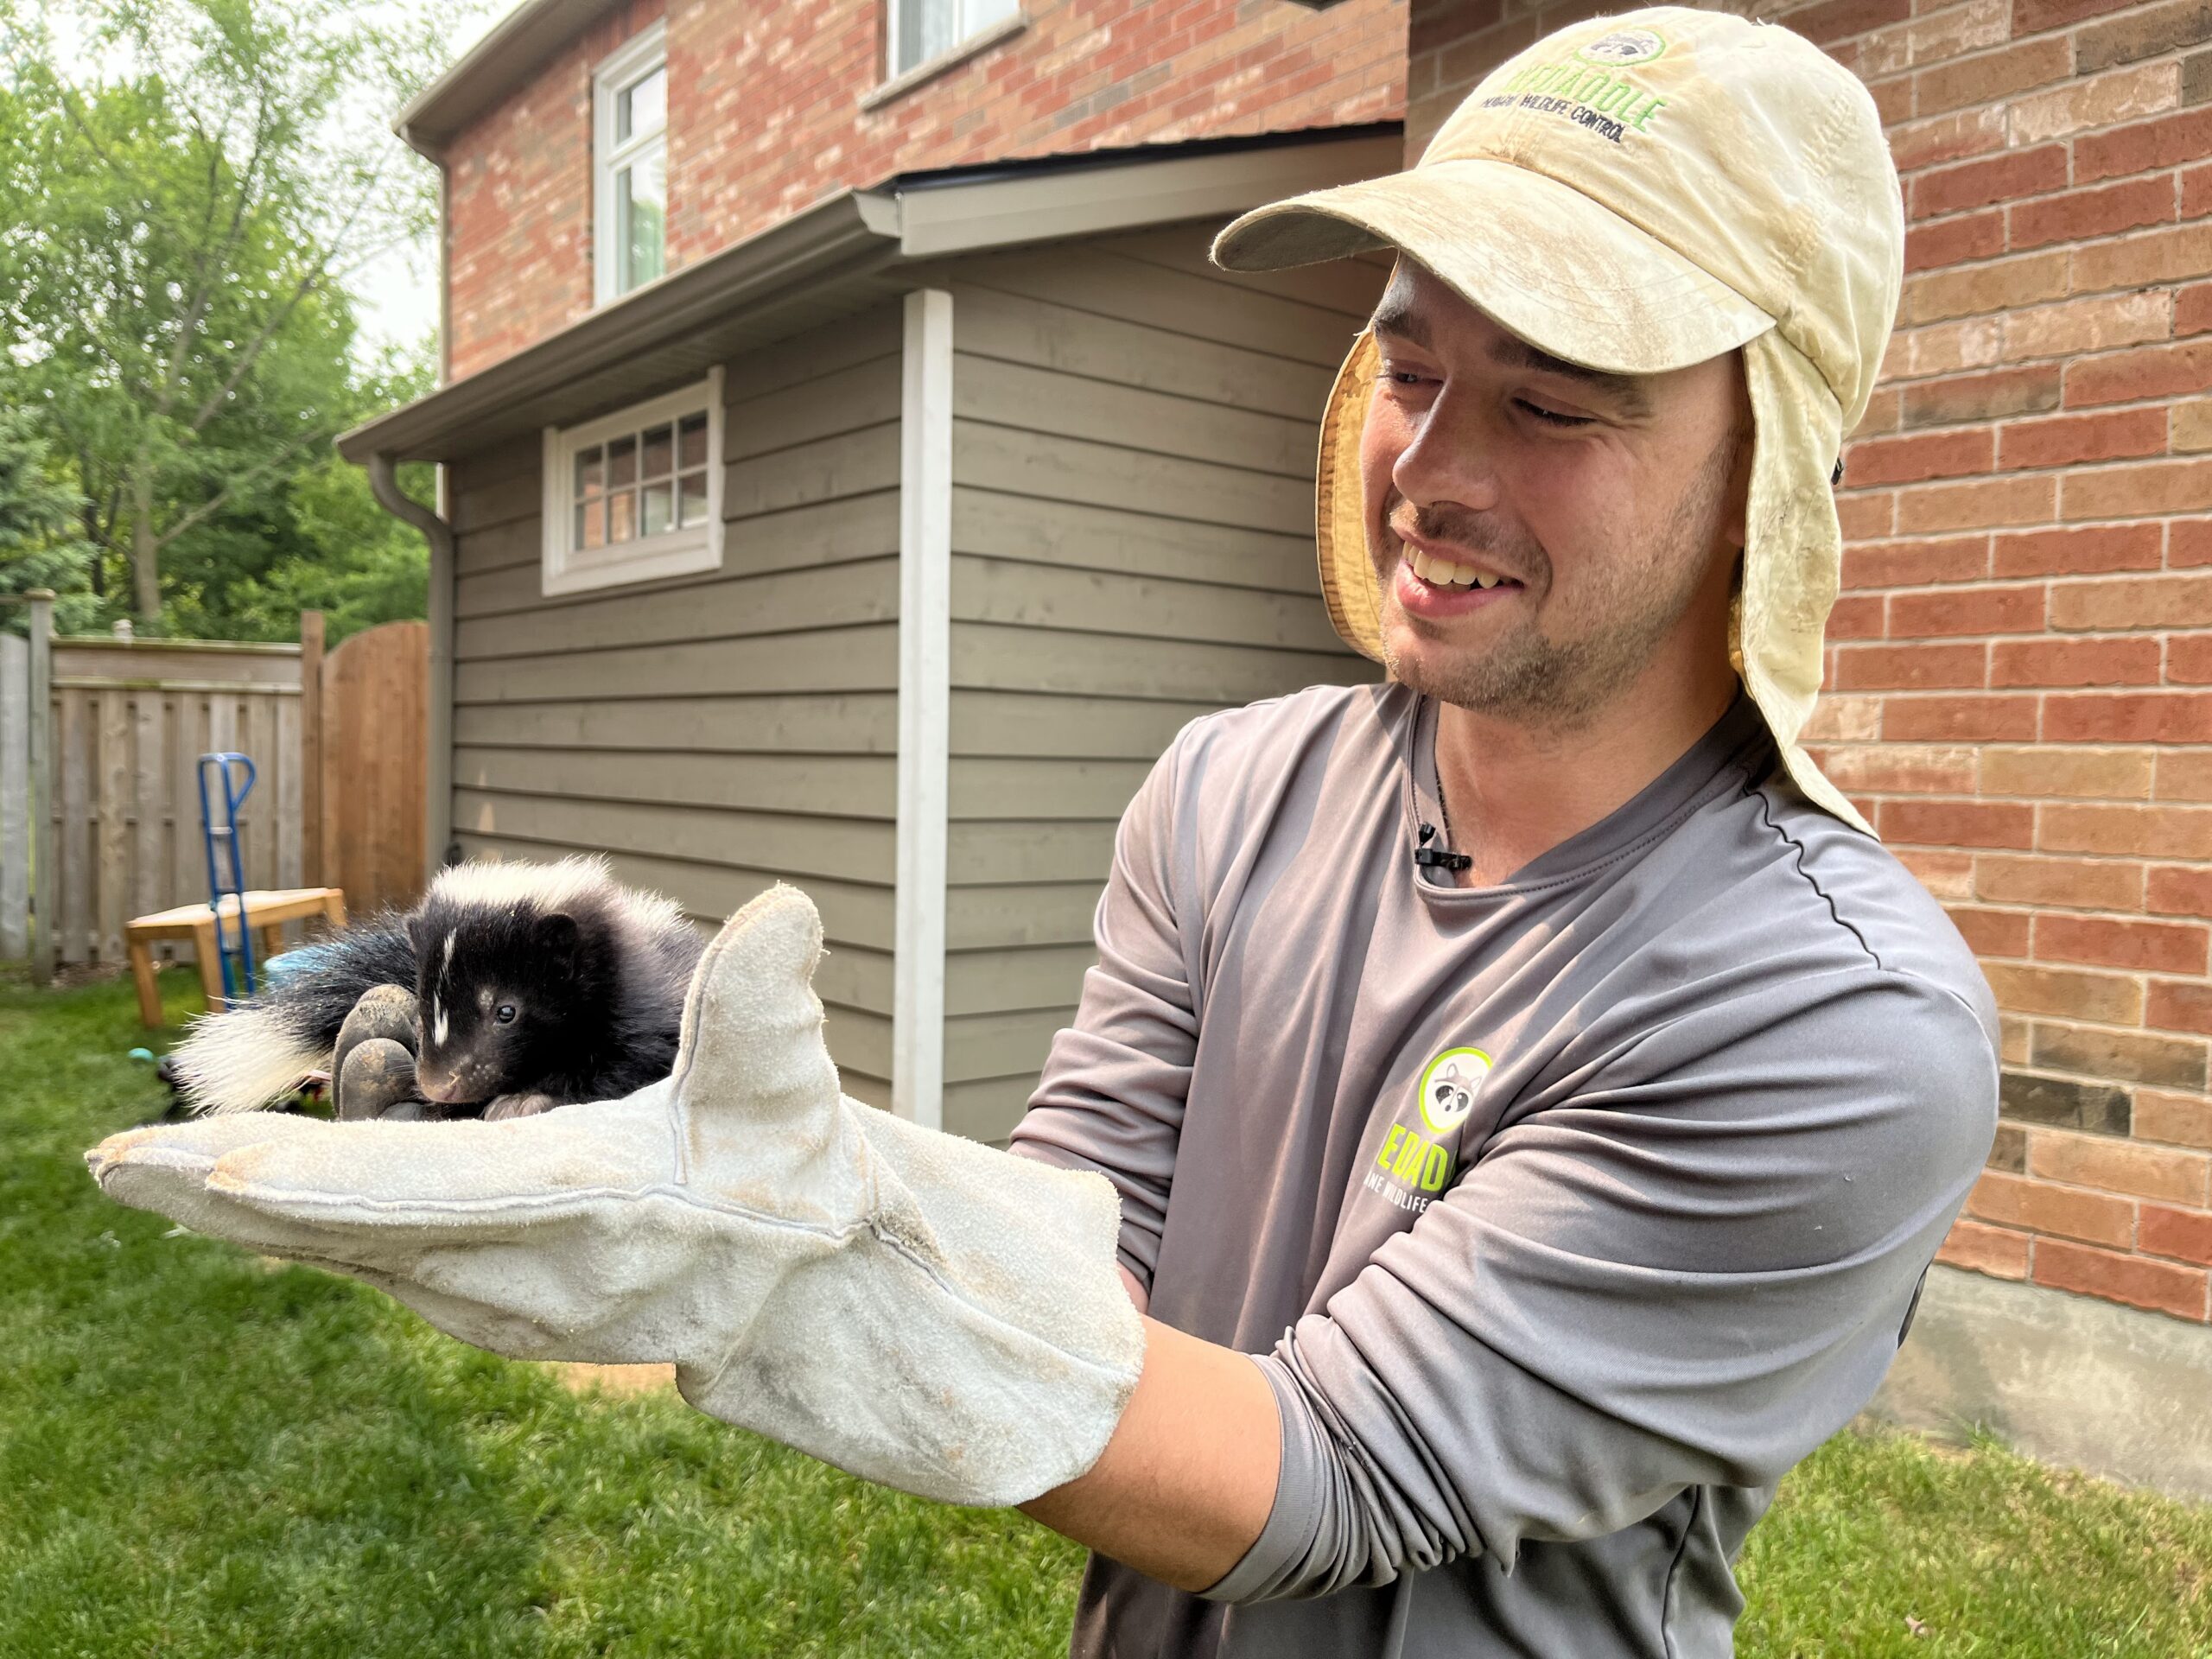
top-left (417, 1068), bottom-right (464, 1104)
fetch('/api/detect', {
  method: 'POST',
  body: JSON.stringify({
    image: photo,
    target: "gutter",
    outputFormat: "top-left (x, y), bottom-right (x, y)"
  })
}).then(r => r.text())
top-left (337, 188), bottom-right (902, 464)
top-left (366, 454), bottom-right (457, 880)
top-left (337, 127), bottom-right (1397, 467)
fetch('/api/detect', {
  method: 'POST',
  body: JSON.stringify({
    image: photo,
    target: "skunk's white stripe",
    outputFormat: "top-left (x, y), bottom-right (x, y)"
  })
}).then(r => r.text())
top-left (169, 1005), bottom-right (326, 1116)
top-left (426, 853), bottom-right (689, 938)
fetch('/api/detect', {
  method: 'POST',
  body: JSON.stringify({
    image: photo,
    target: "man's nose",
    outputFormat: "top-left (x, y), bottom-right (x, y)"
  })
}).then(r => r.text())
top-left (1391, 385), bottom-right (1504, 518)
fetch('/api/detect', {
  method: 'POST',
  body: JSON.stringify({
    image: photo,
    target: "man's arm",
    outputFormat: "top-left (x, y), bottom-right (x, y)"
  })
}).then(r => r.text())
top-left (1008, 723), bottom-right (1207, 1297)
top-left (1026, 969), bottom-right (1997, 1601)
top-left (1020, 1310), bottom-right (1281, 1591)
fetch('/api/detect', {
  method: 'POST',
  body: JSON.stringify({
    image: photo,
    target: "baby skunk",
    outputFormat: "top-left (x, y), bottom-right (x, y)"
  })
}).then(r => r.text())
top-left (170, 855), bottom-right (706, 1120)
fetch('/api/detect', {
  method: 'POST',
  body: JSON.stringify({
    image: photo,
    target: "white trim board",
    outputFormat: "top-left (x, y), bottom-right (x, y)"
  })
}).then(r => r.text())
top-left (538, 366), bottom-right (725, 596)
top-left (591, 21), bottom-right (669, 306)
top-left (893, 287), bottom-right (952, 1128)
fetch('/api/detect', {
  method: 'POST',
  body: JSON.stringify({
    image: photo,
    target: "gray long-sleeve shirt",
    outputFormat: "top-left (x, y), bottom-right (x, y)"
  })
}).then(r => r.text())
top-left (1008, 682), bottom-right (1999, 1659)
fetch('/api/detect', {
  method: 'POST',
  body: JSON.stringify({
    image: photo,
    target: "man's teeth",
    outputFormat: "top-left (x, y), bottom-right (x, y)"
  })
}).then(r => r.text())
top-left (1408, 549), bottom-right (1502, 590)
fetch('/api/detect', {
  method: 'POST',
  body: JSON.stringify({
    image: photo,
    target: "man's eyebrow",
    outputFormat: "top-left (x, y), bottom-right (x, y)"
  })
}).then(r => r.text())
top-left (1370, 295), bottom-right (1655, 420)
top-left (1487, 337), bottom-right (1652, 416)
top-left (1370, 289), bottom-right (1430, 351)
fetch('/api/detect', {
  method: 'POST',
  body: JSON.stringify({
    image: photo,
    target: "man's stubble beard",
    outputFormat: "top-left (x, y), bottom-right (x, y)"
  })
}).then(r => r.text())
top-left (1373, 436), bottom-right (1738, 727)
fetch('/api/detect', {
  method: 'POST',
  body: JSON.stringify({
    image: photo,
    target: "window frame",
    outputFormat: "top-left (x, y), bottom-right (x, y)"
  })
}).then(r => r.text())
top-left (884, 0), bottom-right (1021, 84)
top-left (593, 22), bottom-right (669, 306)
top-left (540, 367), bottom-right (724, 597)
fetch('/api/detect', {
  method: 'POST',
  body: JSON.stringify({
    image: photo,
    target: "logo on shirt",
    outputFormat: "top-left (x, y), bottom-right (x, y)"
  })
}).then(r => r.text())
top-left (1365, 1045), bottom-right (1492, 1215)
top-left (1418, 1046), bottom-right (1491, 1134)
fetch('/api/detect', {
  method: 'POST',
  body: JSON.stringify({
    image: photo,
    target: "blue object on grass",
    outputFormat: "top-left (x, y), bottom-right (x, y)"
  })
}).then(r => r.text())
top-left (196, 752), bottom-right (257, 1003)
top-left (128, 1047), bottom-right (154, 1063)
top-left (259, 942), bottom-right (336, 991)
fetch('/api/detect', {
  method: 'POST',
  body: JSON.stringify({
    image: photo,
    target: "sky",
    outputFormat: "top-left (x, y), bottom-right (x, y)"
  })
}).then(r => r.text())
top-left (41, 0), bottom-right (501, 372)
top-left (347, 8), bottom-right (505, 367)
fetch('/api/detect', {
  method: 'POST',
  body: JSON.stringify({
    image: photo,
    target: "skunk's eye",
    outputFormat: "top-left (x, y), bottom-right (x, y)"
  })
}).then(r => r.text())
top-left (494, 1004), bottom-right (518, 1025)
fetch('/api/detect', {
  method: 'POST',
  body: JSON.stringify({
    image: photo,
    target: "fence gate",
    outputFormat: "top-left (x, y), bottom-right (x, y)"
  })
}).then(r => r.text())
top-left (1, 606), bottom-right (429, 976)
top-left (48, 636), bottom-right (307, 968)
top-left (320, 620), bottom-right (428, 921)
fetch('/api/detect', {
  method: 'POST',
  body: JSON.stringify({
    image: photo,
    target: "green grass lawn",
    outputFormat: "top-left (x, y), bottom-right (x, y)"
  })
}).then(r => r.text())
top-left (4, 968), bottom-right (2210, 1657)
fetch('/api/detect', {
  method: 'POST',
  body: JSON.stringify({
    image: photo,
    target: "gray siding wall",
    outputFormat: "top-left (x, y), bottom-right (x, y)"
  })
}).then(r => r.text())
top-left (937, 223), bottom-right (1389, 1142)
top-left (443, 301), bottom-right (906, 1109)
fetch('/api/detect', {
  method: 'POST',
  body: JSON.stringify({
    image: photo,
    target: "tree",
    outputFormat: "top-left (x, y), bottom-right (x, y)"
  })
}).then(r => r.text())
top-left (0, 0), bottom-right (461, 627)
top-left (0, 405), bottom-right (104, 635)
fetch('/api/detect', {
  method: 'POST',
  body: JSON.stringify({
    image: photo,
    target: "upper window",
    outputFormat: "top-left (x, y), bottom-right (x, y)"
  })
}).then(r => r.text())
top-left (594, 24), bottom-right (667, 305)
top-left (889, 0), bottom-right (1019, 79)
top-left (541, 369), bottom-right (723, 596)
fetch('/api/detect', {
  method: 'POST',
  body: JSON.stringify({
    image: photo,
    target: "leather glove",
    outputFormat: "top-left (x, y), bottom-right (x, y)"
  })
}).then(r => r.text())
top-left (88, 885), bottom-right (1146, 1508)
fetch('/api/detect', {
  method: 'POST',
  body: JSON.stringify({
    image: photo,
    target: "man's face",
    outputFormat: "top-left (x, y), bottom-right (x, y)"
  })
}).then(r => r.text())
top-left (1358, 257), bottom-right (1752, 725)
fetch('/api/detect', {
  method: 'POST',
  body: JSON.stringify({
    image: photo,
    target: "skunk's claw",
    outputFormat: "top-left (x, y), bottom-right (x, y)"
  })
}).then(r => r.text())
top-left (483, 1091), bottom-right (560, 1122)
top-left (334, 986), bottom-right (422, 1121)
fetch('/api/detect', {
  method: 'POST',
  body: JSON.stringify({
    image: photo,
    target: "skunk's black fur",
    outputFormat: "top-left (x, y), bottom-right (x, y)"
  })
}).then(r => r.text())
top-left (170, 855), bottom-right (705, 1117)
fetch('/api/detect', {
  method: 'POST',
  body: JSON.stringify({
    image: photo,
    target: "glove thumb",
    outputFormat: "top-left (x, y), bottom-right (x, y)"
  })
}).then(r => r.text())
top-left (674, 885), bottom-right (858, 1212)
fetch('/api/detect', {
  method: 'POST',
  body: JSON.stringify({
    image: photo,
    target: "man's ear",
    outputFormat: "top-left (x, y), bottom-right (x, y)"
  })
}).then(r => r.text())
top-left (1721, 357), bottom-right (1754, 552)
top-left (1722, 434), bottom-right (1753, 551)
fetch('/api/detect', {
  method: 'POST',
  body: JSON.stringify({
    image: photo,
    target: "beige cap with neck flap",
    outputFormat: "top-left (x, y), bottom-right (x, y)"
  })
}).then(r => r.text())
top-left (1210, 5), bottom-right (1904, 835)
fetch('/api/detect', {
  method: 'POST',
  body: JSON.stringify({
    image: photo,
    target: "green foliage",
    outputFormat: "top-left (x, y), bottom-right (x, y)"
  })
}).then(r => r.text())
top-left (1739, 1419), bottom-right (2212, 1655)
top-left (3, 970), bottom-right (2211, 1656)
top-left (0, 0), bottom-right (467, 637)
top-left (0, 406), bottom-right (103, 635)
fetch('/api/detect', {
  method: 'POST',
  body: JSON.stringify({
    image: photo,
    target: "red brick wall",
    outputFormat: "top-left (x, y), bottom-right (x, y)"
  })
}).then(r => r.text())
top-left (442, 0), bottom-right (1405, 379)
top-left (1408, 0), bottom-right (2212, 1324)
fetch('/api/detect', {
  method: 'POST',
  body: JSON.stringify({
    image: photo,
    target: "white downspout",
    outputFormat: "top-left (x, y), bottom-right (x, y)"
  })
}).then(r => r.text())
top-left (365, 452), bottom-right (456, 881)
top-left (893, 289), bottom-right (953, 1128)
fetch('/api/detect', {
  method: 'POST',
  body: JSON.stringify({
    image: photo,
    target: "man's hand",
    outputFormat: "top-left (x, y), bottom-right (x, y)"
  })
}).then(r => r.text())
top-left (90, 886), bottom-right (1145, 1509)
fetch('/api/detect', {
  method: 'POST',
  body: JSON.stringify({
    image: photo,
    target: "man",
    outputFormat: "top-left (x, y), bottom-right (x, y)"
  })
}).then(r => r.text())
top-left (90, 10), bottom-right (1997, 1657)
top-left (1004, 5), bottom-right (1998, 1649)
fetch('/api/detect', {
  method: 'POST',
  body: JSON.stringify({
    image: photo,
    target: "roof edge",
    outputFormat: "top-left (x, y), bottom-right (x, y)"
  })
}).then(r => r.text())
top-left (893, 124), bottom-right (1402, 257)
top-left (340, 126), bottom-right (1403, 465)
top-left (337, 188), bottom-right (901, 462)
top-left (397, 0), bottom-right (620, 158)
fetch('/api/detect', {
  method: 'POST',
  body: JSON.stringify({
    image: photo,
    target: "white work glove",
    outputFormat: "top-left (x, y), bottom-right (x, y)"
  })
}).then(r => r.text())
top-left (88, 885), bottom-right (1145, 1507)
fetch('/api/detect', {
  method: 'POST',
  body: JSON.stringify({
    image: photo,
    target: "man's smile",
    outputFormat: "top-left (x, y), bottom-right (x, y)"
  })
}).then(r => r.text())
top-left (1387, 526), bottom-right (1527, 621)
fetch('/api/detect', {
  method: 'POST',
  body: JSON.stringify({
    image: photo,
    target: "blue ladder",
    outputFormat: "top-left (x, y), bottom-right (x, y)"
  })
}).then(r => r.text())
top-left (197, 752), bottom-right (257, 1004)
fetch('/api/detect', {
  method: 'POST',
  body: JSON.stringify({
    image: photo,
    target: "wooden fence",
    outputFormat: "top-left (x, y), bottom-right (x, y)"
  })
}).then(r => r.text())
top-left (0, 630), bottom-right (29, 961)
top-left (321, 620), bottom-right (429, 923)
top-left (1, 596), bottom-right (428, 976)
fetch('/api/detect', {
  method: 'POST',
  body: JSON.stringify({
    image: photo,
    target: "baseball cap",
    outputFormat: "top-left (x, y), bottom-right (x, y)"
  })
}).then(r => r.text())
top-left (1211, 6), bottom-right (1904, 835)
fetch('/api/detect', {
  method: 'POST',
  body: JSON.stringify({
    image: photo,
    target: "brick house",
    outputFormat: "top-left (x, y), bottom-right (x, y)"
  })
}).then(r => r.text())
top-left (353, 0), bottom-right (2212, 1490)
top-left (400, 0), bottom-right (1403, 378)
top-left (1395, 0), bottom-right (2212, 1491)
top-left (345, 0), bottom-right (1404, 1135)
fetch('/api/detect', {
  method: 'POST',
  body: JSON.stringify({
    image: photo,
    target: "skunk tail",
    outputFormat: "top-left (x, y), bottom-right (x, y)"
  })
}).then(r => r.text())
top-left (168, 919), bottom-right (420, 1115)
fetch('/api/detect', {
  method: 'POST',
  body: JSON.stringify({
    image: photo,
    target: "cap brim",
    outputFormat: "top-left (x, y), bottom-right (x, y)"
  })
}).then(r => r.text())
top-left (1213, 157), bottom-right (1773, 376)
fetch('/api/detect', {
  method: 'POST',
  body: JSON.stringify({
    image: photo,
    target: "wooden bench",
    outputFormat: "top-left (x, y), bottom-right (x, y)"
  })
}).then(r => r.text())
top-left (124, 887), bottom-right (349, 1027)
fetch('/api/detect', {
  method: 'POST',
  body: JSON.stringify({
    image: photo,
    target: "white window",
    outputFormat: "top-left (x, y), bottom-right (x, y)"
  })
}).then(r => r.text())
top-left (889, 0), bottom-right (1020, 79)
top-left (541, 369), bottom-right (723, 595)
top-left (594, 23), bottom-right (667, 304)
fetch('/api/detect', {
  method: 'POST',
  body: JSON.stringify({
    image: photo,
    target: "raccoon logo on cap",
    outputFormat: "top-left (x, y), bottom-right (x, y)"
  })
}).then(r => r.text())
top-left (1577, 27), bottom-right (1667, 66)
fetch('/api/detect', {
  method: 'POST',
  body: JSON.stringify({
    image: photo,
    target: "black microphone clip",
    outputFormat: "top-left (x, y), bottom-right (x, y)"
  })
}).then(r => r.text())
top-left (1414, 825), bottom-right (1472, 873)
